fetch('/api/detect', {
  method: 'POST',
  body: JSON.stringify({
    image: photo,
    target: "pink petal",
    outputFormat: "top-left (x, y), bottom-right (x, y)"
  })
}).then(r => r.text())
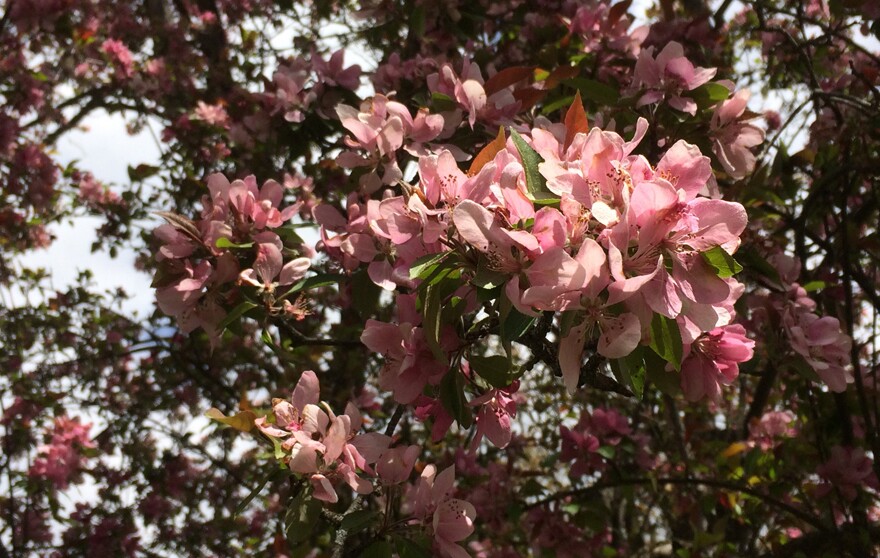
top-left (292, 371), bottom-right (320, 411)
top-left (310, 474), bottom-right (338, 503)
top-left (433, 499), bottom-right (477, 542)
top-left (278, 257), bottom-right (310, 286)
top-left (598, 313), bottom-right (641, 359)
top-left (559, 324), bottom-right (586, 393)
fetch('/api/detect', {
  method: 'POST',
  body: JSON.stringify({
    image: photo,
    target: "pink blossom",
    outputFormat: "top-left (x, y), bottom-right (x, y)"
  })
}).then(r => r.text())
top-left (376, 445), bottom-right (420, 484)
top-left (238, 240), bottom-right (310, 293)
top-left (680, 324), bottom-right (754, 401)
top-left (360, 319), bottom-right (449, 404)
top-left (336, 94), bottom-right (443, 192)
top-left (193, 101), bottom-right (230, 127)
top-left (78, 172), bottom-right (122, 208)
top-left (428, 61), bottom-right (488, 128)
top-left (711, 89), bottom-right (765, 179)
top-left (29, 416), bottom-right (95, 490)
top-left (414, 396), bottom-right (455, 442)
top-left (311, 49), bottom-right (362, 90)
top-left (816, 446), bottom-right (879, 502)
top-left (408, 465), bottom-right (477, 558)
top-left (271, 58), bottom-right (313, 123)
top-left (101, 39), bottom-right (135, 79)
top-left (748, 410), bottom-right (797, 451)
top-left (469, 383), bottom-right (518, 449)
top-left (560, 424), bottom-right (602, 477)
top-left (632, 42), bottom-right (717, 115)
top-left (253, 371), bottom-right (388, 503)
top-left (786, 313), bottom-right (852, 392)
top-left (521, 241), bottom-right (641, 391)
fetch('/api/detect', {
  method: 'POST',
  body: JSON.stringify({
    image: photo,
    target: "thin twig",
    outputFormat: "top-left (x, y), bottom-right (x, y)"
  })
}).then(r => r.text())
top-left (525, 476), bottom-right (828, 531)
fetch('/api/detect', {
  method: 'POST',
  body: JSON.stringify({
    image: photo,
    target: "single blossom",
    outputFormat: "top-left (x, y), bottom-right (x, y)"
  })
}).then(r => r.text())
top-left (408, 465), bottom-right (477, 558)
top-left (680, 324), bottom-right (754, 401)
top-left (632, 41), bottom-right (717, 115)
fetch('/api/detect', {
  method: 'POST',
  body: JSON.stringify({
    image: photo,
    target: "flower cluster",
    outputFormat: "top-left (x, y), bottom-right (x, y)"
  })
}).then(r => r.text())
top-left (154, 173), bottom-right (309, 343)
top-left (760, 254), bottom-right (853, 391)
top-left (252, 371), bottom-right (476, 557)
top-left (406, 464), bottom-right (477, 558)
top-left (815, 446), bottom-right (879, 502)
top-left (28, 416), bottom-right (95, 490)
top-left (748, 410), bottom-right (798, 452)
top-left (559, 407), bottom-right (650, 477)
top-left (323, 100), bottom-right (752, 407)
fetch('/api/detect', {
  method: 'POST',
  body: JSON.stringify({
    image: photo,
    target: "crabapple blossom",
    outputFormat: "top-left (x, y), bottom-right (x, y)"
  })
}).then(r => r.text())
top-left (631, 41), bottom-right (717, 115)
top-left (407, 465), bottom-right (477, 558)
top-left (748, 410), bottom-right (797, 451)
top-left (816, 446), bottom-right (880, 502)
top-left (28, 416), bottom-right (95, 490)
top-left (680, 324), bottom-right (755, 401)
top-left (711, 88), bottom-right (765, 179)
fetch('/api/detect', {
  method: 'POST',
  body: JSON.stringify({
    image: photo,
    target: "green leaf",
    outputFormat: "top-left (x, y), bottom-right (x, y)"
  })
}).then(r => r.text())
top-left (423, 283), bottom-right (446, 363)
top-left (271, 437), bottom-right (286, 460)
top-left (261, 328), bottom-right (275, 346)
top-left (789, 355), bottom-right (822, 383)
top-left (431, 92), bottom-right (457, 112)
top-left (476, 284), bottom-right (502, 303)
top-left (735, 244), bottom-right (782, 287)
top-left (350, 269), bottom-right (382, 318)
top-left (596, 446), bottom-right (616, 459)
top-left (609, 346), bottom-right (646, 398)
top-left (644, 347), bottom-right (680, 396)
top-left (395, 536), bottom-right (433, 558)
top-left (540, 94), bottom-right (575, 115)
top-left (501, 307), bottom-right (537, 345)
top-left (410, 251), bottom-right (450, 279)
top-left (509, 129), bottom-right (556, 202)
top-left (235, 467), bottom-right (287, 517)
top-left (127, 163), bottom-right (160, 182)
top-left (279, 273), bottom-right (345, 299)
top-left (408, 3), bottom-right (426, 41)
top-left (472, 261), bottom-right (509, 289)
top-left (565, 78), bottom-right (620, 106)
top-left (701, 246), bottom-right (743, 278)
top-left (285, 492), bottom-right (322, 544)
top-left (469, 354), bottom-right (516, 388)
top-left (498, 291), bottom-right (537, 356)
top-left (689, 82), bottom-right (731, 108)
top-left (362, 541), bottom-right (394, 558)
top-left (803, 280), bottom-right (826, 292)
top-left (206, 293), bottom-right (256, 328)
top-left (215, 237), bottom-right (254, 249)
top-left (439, 369), bottom-right (472, 429)
top-left (339, 509), bottom-right (380, 535)
top-left (416, 259), bottom-right (459, 292)
top-left (648, 314), bottom-right (683, 371)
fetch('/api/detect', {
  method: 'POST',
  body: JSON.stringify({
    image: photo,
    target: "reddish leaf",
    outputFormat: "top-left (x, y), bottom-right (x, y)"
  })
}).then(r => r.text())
top-left (564, 90), bottom-right (589, 150)
top-left (484, 66), bottom-right (535, 97)
top-left (468, 127), bottom-right (507, 176)
top-left (608, 0), bottom-right (633, 27)
top-left (544, 65), bottom-right (581, 90)
top-left (512, 87), bottom-right (547, 111)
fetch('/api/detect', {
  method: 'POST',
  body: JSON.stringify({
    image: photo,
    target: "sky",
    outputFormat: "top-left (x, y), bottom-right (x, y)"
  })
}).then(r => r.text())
top-left (20, 110), bottom-right (161, 317)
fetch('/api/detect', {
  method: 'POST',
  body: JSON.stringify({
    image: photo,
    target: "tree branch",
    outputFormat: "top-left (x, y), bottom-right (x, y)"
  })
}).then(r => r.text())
top-left (526, 476), bottom-right (828, 532)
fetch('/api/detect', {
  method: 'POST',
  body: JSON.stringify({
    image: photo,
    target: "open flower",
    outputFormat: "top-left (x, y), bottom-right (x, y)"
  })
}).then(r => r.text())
top-left (408, 465), bottom-right (477, 558)
top-left (680, 324), bottom-right (754, 401)
top-left (632, 41), bottom-right (716, 115)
